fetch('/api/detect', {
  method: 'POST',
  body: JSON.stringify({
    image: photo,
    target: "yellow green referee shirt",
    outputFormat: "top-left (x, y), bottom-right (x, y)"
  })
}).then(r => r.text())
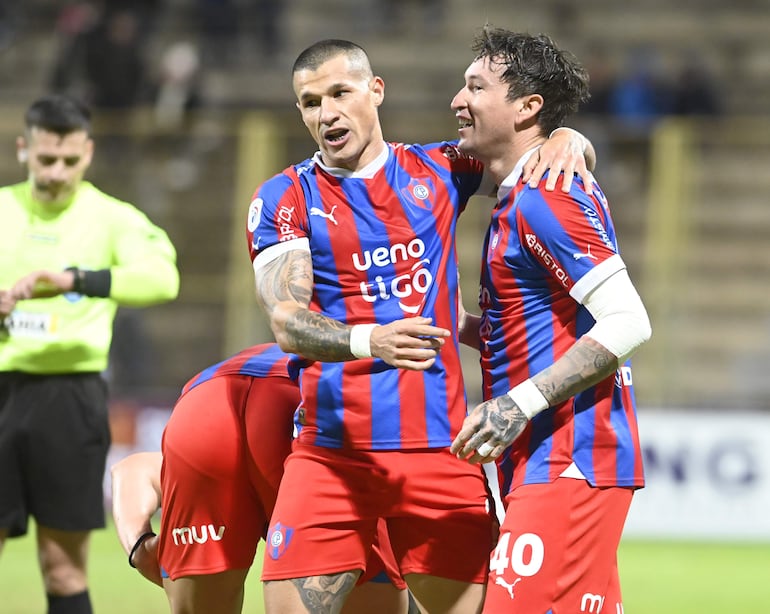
top-left (0, 180), bottom-right (179, 374)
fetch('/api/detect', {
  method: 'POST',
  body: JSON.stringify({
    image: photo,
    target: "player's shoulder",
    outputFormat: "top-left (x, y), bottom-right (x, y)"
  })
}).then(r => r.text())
top-left (397, 141), bottom-right (484, 177)
top-left (255, 161), bottom-right (311, 198)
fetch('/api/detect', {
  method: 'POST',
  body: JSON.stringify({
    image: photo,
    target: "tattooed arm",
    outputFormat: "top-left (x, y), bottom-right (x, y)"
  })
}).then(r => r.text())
top-left (450, 269), bottom-right (651, 463)
top-left (254, 246), bottom-right (449, 369)
top-left (451, 337), bottom-right (618, 463)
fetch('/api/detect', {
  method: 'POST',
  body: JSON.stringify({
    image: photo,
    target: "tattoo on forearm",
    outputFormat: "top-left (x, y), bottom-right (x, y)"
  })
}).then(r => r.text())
top-left (256, 251), bottom-right (358, 362)
top-left (287, 309), bottom-right (352, 361)
top-left (537, 339), bottom-right (618, 406)
top-left (288, 571), bottom-right (358, 613)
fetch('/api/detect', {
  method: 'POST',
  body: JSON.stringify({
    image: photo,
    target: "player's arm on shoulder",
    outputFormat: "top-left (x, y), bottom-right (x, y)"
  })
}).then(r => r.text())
top-left (522, 126), bottom-right (597, 194)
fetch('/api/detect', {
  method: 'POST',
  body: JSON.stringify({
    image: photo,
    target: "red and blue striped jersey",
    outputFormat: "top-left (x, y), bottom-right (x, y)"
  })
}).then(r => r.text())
top-left (479, 164), bottom-right (644, 493)
top-left (181, 343), bottom-right (291, 396)
top-left (248, 142), bottom-right (484, 450)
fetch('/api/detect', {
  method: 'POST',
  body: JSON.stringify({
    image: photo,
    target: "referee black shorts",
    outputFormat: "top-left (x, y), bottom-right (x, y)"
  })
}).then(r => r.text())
top-left (0, 371), bottom-right (111, 537)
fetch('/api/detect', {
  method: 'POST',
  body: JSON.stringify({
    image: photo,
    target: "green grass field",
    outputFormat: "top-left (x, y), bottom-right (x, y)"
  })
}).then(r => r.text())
top-left (1, 524), bottom-right (768, 613)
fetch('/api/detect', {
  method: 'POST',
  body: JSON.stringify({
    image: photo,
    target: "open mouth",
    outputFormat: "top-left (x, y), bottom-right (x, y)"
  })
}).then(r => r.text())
top-left (458, 119), bottom-right (473, 129)
top-left (324, 128), bottom-right (348, 144)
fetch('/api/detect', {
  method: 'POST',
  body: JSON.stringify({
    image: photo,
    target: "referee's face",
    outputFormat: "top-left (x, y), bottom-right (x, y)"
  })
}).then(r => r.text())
top-left (20, 127), bottom-right (94, 205)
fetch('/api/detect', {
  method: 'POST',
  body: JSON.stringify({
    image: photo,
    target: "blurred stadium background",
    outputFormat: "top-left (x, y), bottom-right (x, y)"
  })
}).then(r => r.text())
top-left (1, 0), bottom-right (769, 611)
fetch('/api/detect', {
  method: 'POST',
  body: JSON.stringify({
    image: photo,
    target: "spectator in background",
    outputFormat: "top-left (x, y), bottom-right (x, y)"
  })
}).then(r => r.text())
top-left (361, 0), bottom-right (446, 36)
top-left (0, 94), bottom-right (178, 614)
top-left (246, 0), bottom-right (286, 60)
top-left (152, 40), bottom-right (204, 130)
top-left (580, 45), bottom-right (614, 116)
top-left (196, 0), bottom-right (239, 65)
top-left (608, 46), bottom-right (672, 131)
top-left (50, 4), bottom-right (149, 110)
top-left (196, 0), bottom-right (285, 65)
top-left (671, 52), bottom-right (722, 116)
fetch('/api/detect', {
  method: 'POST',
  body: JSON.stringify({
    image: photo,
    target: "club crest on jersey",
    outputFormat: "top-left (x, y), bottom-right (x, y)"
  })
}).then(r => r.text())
top-left (267, 522), bottom-right (294, 560)
top-left (247, 198), bottom-right (264, 232)
top-left (400, 177), bottom-right (435, 210)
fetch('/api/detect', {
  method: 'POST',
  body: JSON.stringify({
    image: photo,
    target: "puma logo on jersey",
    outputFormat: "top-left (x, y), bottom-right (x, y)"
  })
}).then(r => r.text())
top-left (573, 245), bottom-right (598, 261)
top-left (495, 576), bottom-right (521, 600)
top-left (310, 205), bottom-right (338, 225)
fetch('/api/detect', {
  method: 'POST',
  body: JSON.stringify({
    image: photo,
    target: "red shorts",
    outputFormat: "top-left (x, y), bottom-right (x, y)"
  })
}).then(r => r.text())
top-left (262, 443), bottom-right (494, 584)
top-left (482, 478), bottom-right (633, 614)
top-left (158, 375), bottom-right (297, 579)
top-left (359, 518), bottom-right (407, 590)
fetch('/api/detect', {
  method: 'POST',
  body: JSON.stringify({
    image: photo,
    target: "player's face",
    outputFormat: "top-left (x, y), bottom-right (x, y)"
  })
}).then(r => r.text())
top-left (451, 57), bottom-right (522, 167)
top-left (20, 127), bottom-right (93, 204)
top-left (293, 54), bottom-right (385, 171)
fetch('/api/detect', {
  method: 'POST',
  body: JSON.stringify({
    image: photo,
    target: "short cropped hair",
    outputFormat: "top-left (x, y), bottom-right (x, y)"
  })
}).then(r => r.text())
top-left (25, 94), bottom-right (92, 136)
top-left (292, 39), bottom-right (373, 79)
top-left (472, 27), bottom-right (590, 134)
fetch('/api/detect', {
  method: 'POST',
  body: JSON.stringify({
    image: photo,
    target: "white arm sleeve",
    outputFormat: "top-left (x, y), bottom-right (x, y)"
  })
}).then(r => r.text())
top-left (252, 238), bottom-right (310, 273)
top-left (582, 269), bottom-right (652, 363)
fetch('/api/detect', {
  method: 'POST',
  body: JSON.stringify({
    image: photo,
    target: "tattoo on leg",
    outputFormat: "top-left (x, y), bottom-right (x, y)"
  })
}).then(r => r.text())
top-left (290, 571), bottom-right (358, 613)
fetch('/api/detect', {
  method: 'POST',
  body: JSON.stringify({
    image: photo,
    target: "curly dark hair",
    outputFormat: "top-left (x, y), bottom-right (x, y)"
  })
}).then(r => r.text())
top-left (472, 27), bottom-right (590, 135)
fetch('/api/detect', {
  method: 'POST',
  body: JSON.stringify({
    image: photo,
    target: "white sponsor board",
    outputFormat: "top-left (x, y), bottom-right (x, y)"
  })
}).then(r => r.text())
top-left (624, 409), bottom-right (770, 541)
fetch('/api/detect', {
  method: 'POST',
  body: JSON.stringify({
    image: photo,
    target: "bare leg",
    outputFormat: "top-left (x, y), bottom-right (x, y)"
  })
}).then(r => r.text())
top-left (264, 570), bottom-right (360, 614)
top-left (342, 581), bottom-right (409, 614)
top-left (405, 574), bottom-right (485, 614)
top-left (163, 568), bottom-right (249, 614)
top-left (36, 525), bottom-right (90, 595)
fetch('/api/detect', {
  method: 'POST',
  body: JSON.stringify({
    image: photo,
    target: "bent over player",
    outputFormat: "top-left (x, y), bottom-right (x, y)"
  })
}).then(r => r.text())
top-left (111, 343), bottom-right (413, 614)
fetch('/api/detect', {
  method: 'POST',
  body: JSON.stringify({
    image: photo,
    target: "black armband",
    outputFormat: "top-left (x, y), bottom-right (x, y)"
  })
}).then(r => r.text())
top-left (128, 531), bottom-right (156, 569)
top-left (65, 267), bottom-right (111, 298)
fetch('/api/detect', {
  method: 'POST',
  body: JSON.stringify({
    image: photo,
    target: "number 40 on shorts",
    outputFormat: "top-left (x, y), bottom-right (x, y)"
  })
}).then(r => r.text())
top-left (489, 532), bottom-right (545, 577)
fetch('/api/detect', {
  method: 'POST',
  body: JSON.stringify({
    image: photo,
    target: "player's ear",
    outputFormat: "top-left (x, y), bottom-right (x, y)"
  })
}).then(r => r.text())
top-left (83, 138), bottom-right (95, 166)
top-left (518, 94), bottom-right (543, 120)
top-left (16, 137), bottom-right (28, 164)
top-left (371, 75), bottom-right (385, 107)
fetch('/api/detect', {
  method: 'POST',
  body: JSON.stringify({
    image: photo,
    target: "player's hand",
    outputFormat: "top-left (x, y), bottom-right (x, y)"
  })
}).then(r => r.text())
top-left (522, 127), bottom-right (593, 195)
top-left (450, 394), bottom-right (529, 463)
top-left (132, 534), bottom-right (163, 588)
top-left (370, 317), bottom-right (450, 371)
top-left (10, 270), bottom-right (77, 299)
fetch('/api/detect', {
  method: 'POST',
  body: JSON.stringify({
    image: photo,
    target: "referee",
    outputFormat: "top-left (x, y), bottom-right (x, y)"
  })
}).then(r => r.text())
top-left (0, 94), bottom-right (179, 614)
